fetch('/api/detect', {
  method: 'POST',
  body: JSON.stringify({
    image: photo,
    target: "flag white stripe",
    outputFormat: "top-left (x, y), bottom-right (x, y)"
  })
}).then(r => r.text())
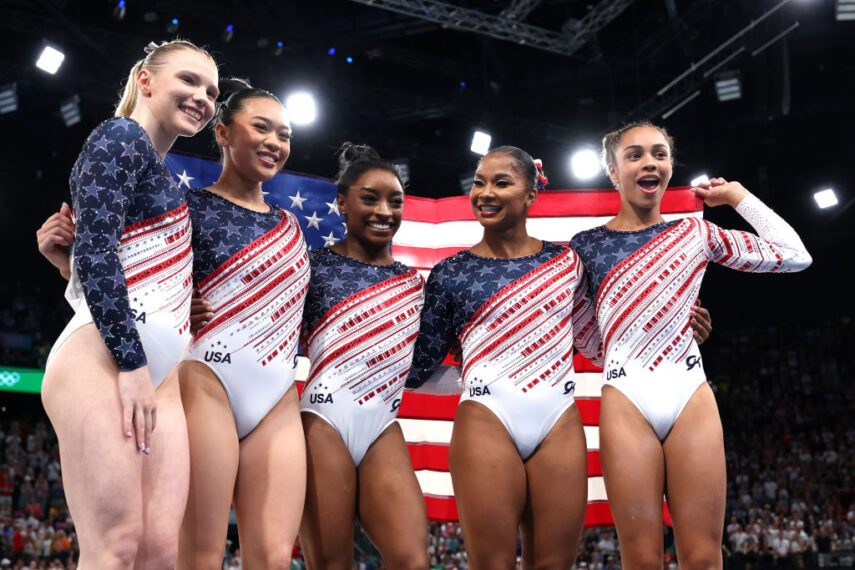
top-left (414, 470), bottom-right (608, 502)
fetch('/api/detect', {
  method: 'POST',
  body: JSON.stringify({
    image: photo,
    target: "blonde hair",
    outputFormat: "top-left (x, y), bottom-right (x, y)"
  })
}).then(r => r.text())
top-left (114, 39), bottom-right (215, 118)
top-left (600, 121), bottom-right (675, 181)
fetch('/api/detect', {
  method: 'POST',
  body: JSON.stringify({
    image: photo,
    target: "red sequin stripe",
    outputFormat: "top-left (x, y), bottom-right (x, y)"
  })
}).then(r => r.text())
top-left (196, 211), bottom-right (291, 290)
top-left (125, 242), bottom-right (192, 287)
top-left (307, 269), bottom-right (421, 347)
top-left (122, 203), bottom-right (189, 236)
top-left (460, 249), bottom-right (576, 340)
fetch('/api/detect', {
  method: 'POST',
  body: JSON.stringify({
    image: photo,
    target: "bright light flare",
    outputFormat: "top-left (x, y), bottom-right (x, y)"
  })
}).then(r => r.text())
top-left (690, 174), bottom-right (710, 187)
top-left (285, 92), bottom-right (317, 125)
top-left (36, 46), bottom-right (65, 74)
top-left (570, 148), bottom-right (600, 180)
top-left (470, 131), bottom-right (491, 156)
top-left (813, 188), bottom-right (838, 209)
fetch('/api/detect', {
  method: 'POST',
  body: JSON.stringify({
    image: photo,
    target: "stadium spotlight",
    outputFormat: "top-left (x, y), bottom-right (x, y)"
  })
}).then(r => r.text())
top-left (715, 71), bottom-right (742, 102)
top-left (837, 0), bottom-right (855, 20)
top-left (35, 45), bottom-right (65, 75)
top-left (813, 188), bottom-right (838, 209)
top-left (285, 92), bottom-right (317, 125)
top-left (470, 131), bottom-right (491, 156)
top-left (0, 83), bottom-right (18, 114)
top-left (570, 148), bottom-right (600, 181)
top-left (113, 0), bottom-right (126, 21)
top-left (690, 174), bottom-right (710, 187)
top-left (222, 24), bottom-right (234, 43)
top-left (60, 95), bottom-right (81, 127)
top-left (275, 41), bottom-right (284, 56)
top-left (166, 17), bottom-right (179, 33)
top-left (328, 47), bottom-right (336, 55)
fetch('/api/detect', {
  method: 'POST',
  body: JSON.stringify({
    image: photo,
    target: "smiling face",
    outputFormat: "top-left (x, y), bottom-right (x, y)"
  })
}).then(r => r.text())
top-left (139, 48), bottom-right (218, 139)
top-left (338, 168), bottom-right (404, 249)
top-left (470, 152), bottom-right (537, 230)
top-left (216, 96), bottom-right (291, 182)
top-left (608, 126), bottom-right (674, 210)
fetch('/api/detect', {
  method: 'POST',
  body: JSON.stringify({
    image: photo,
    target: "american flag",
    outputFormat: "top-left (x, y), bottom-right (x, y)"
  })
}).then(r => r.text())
top-left (165, 152), bottom-right (703, 526)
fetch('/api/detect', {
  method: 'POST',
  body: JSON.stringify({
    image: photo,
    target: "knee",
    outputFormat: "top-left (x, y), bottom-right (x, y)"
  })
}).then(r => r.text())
top-left (244, 547), bottom-right (294, 570)
top-left (138, 533), bottom-right (180, 570)
top-left (95, 526), bottom-right (144, 570)
top-left (678, 551), bottom-right (723, 570)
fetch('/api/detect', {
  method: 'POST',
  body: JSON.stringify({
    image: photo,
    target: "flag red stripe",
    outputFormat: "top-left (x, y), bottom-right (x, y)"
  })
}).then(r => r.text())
top-left (408, 443), bottom-right (604, 477)
top-left (399, 392), bottom-right (601, 425)
top-left (401, 188), bottom-right (701, 222)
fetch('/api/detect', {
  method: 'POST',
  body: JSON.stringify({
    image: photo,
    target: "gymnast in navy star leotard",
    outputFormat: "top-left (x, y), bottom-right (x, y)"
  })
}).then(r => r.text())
top-left (38, 40), bottom-right (218, 569)
top-left (297, 143), bottom-right (428, 570)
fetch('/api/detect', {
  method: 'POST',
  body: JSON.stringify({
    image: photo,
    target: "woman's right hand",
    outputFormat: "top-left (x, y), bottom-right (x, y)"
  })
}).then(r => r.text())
top-left (36, 203), bottom-right (75, 280)
top-left (118, 366), bottom-right (157, 455)
top-left (189, 290), bottom-right (214, 335)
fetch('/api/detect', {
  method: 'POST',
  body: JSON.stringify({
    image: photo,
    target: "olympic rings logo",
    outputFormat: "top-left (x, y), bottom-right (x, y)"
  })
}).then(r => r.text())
top-left (0, 371), bottom-right (22, 387)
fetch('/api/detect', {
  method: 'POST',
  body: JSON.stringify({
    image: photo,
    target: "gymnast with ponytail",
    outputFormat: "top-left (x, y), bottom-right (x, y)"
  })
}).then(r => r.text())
top-left (37, 39), bottom-right (218, 569)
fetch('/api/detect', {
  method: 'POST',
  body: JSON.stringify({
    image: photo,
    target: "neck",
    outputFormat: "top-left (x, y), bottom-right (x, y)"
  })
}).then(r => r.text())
top-left (472, 222), bottom-right (539, 258)
top-left (609, 201), bottom-right (665, 230)
top-left (207, 161), bottom-right (267, 210)
top-left (130, 108), bottom-right (176, 159)
top-left (331, 236), bottom-right (394, 265)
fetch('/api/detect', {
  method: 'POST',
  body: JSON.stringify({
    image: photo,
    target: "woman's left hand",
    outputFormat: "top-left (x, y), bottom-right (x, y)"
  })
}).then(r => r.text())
top-left (691, 299), bottom-right (712, 345)
top-left (692, 177), bottom-right (749, 208)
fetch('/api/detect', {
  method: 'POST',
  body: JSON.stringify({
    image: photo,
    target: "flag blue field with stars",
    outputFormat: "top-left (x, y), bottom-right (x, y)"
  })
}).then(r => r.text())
top-left (164, 153), bottom-right (346, 250)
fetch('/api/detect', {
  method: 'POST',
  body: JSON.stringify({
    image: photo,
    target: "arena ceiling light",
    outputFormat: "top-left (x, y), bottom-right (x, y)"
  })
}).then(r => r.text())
top-left (813, 188), bottom-right (838, 209)
top-left (690, 174), bottom-right (710, 187)
top-left (0, 83), bottom-right (18, 114)
top-left (35, 45), bottom-right (65, 75)
top-left (60, 95), bottom-right (81, 127)
top-left (715, 72), bottom-right (742, 102)
top-left (570, 148), bottom-right (600, 181)
top-left (285, 92), bottom-right (317, 125)
top-left (470, 131), bottom-right (491, 156)
top-left (837, 0), bottom-right (855, 20)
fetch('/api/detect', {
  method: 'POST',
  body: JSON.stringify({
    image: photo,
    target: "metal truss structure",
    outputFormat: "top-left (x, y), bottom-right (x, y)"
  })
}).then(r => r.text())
top-left (348, 0), bottom-right (634, 57)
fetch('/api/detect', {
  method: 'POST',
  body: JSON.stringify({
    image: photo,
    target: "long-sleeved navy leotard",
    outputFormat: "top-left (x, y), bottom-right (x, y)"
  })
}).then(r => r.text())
top-left (61, 117), bottom-right (193, 379)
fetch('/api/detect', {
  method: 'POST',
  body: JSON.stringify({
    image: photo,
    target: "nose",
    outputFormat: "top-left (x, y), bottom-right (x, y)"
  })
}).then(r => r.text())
top-left (375, 199), bottom-right (392, 218)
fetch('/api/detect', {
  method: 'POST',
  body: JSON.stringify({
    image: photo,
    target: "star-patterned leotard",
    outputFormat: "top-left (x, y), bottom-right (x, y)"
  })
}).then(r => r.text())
top-left (407, 241), bottom-right (602, 460)
top-left (49, 117), bottom-right (193, 388)
top-left (183, 189), bottom-right (310, 439)
top-left (300, 247), bottom-right (424, 465)
top-left (571, 194), bottom-right (811, 440)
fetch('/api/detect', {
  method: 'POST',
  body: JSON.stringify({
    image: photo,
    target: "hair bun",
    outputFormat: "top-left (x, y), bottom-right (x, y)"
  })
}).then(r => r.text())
top-left (216, 77), bottom-right (252, 105)
top-left (337, 142), bottom-right (382, 168)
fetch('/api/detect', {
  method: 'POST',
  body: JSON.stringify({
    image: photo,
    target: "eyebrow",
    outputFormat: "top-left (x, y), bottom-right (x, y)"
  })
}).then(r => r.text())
top-left (251, 116), bottom-right (291, 131)
top-left (359, 187), bottom-right (403, 196)
top-left (623, 144), bottom-right (669, 152)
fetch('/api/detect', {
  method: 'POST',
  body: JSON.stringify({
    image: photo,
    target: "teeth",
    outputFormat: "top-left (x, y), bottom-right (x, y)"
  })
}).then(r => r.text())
top-left (369, 223), bottom-right (391, 230)
top-left (183, 108), bottom-right (202, 120)
top-left (479, 206), bottom-right (500, 213)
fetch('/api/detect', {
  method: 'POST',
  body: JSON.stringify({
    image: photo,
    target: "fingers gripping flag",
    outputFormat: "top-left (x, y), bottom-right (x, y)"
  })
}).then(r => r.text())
top-left (165, 152), bottom-right (704, 526)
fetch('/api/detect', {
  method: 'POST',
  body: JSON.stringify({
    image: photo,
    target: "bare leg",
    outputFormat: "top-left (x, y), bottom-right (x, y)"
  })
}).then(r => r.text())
top-left (358, 422), bottom-right (429, 570)
top-left (41, 325), bottom-right (146, 570)
top-left (233, 385), bottom-right (306, 570)
top-left (663, 383), bottom-right (726, 570)
top-left (175, 362), bottom-right (240, 570)
top-left (519, 404), bottom-right (588, 570)
top-left (136, 370), bottom-right (191, 569)
top-left (448, 402), bottom-right (527, 570)
top-left (599, 385), bottom-right (666, 570)
top-left (299, 412), bottom-right (357, 570)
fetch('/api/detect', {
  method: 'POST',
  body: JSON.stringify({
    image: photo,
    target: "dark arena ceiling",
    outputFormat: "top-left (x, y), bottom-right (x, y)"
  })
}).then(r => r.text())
top-left (0, 0), bottom-right (852, 318)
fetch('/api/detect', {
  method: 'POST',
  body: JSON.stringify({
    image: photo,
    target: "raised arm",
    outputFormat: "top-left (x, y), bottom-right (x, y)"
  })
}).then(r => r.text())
top-left (694, 179), bottom-right (812, 272)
